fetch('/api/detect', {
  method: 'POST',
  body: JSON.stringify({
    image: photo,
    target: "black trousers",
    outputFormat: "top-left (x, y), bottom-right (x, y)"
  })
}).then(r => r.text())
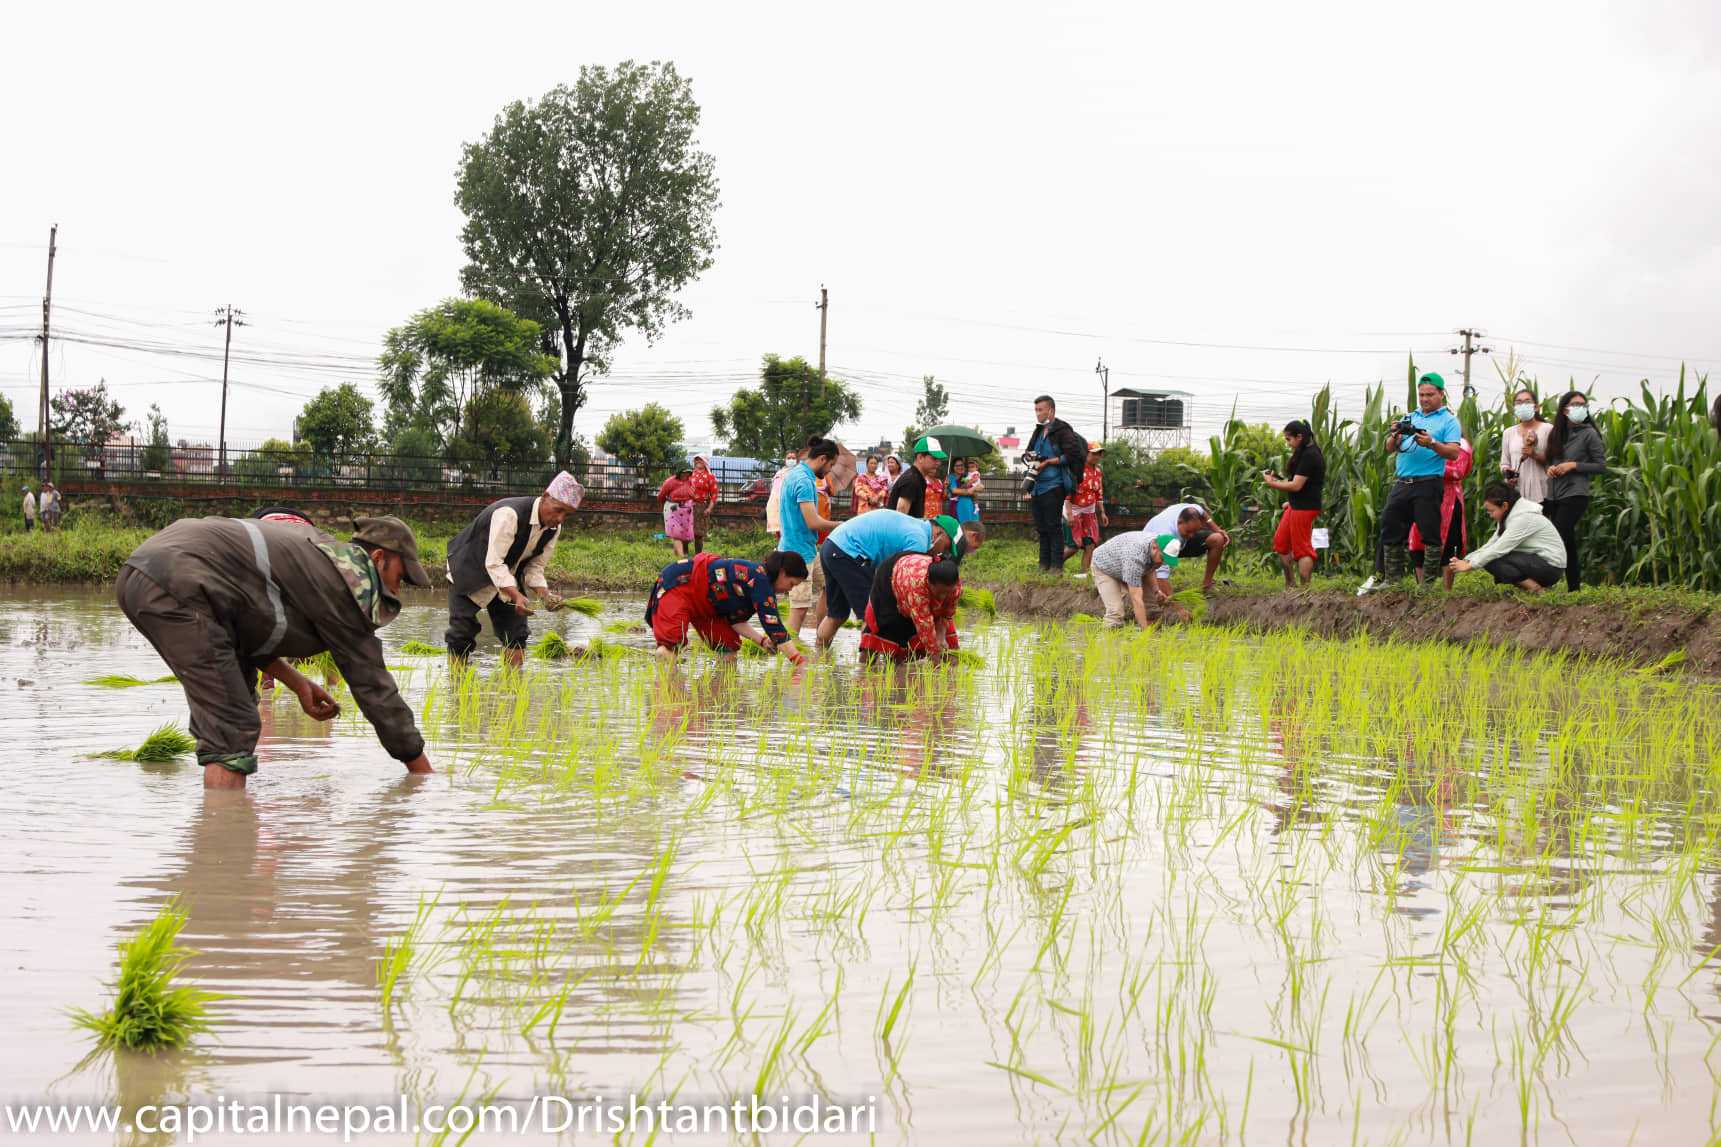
top-left (1543, 495), bottom-right (1589, 591)
top-left (1031, 488), bottom-right (1067, 570)
top-left (445, 587), bottom-right (531, 656)
top-left (1484, 552), bottom-right (1564, 588)
top-left (1376, 477), bottom-right (1444, 579)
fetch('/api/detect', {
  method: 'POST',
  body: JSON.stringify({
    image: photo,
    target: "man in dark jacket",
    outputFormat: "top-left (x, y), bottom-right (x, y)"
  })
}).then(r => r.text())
top-left (1023, 395), bottom-right (1089, 571)
top-left (117, 515), bottom-right (434, 789)
top-left (445, 470), bottom-right (584, 666)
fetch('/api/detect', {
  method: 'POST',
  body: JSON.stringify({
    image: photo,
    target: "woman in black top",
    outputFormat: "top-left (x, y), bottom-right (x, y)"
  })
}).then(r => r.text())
top-left (1263, 420), bottom-right (1325, 587)
top-left (1541, 390), bottom-right (1607, 591)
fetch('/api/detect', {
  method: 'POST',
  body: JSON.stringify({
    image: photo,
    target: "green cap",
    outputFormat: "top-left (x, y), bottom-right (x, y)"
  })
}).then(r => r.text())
top-left (1154, 533), bottom-right (1181, 568)
top-left (1418, 372), bottom-right (1446, 392)
top-left (913, 435), bottom-right (949, 461)
top-left (933, 514), bottom-right (963, 549)
top-left (351, 515), bottom-right (432, 587)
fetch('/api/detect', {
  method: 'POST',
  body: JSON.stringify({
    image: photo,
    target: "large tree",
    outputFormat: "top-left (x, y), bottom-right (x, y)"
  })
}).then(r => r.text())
top-left (377, 298), bottom-right (555, 451)
top-left (455, 62), bottom-right (720, 467)
top-left (710, 355), bottom-right (863, 459)
top-left (448, 390), bottom-right (550, 476)
top-left (596, 403), bottom-right (685, 483)
top-left (0, 393), bottom-right (17, 440)
top-left (296, 383), bottom-right (376, 458)
top-left (49, 380), bottom-right (127, 444)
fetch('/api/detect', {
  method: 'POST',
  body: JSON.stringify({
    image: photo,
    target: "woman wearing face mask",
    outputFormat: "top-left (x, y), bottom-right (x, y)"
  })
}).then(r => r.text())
top-left (1499, 388), bottom-right (1550, 503)
top-left (1542, 390), bottom-right (1606, 591)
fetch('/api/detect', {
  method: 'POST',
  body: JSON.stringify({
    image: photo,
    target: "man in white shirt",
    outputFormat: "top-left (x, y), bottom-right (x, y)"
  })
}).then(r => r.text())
top-left (445, 471), bottom-right (584, 666)
top-left (21, 486), bottom-right (37, 532)
top-left (1140, 502), bottom-right (1230, 593)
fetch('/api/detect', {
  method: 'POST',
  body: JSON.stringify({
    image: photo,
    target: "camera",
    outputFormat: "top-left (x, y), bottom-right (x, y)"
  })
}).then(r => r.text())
top-left (1017, 451), bottom-right (1043, 474)
top-left (1391, 414), bottom-right (1419, 438)
top-left (1502, 468), bottom-right (1518, 481)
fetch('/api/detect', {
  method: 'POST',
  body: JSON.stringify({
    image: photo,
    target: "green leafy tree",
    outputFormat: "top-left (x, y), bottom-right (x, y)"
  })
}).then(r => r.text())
top-left (49, 380), bottom-right (127, 444)
top-left (597, 403), bottom-right (685, 485)
top-left (710, 355), bottom-right (863, 459)
top-left (901, 375), bottom-right (952, 454)
top-left (236, 437), bottom-right (309, 483)
top-left (378, 298), bottom-right (556, 451)
top-left (141, 404), bottom-right (171, 472)
top-left (456, 61), bottom-right (721, 466)
top-left (448, 390), bottom-right (549, 477)
top-left (381, 425), bottom-right (442, 486)
top-left (0, 393), bottom-right (17, 440)
top-left (296, 383), bottom-right (376, 458)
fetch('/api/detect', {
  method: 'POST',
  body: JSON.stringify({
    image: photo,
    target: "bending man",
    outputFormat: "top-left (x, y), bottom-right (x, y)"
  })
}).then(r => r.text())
top-left (815, 510), bottom-right (977, 649)
top-left (647, 551), bottom-right (810, 663)
top-left (445, 471), bottom-right (583, 666)
top-left (860, 553), bottom-right (963, 663)
top-left (117, 515), bottom-right (434, 788)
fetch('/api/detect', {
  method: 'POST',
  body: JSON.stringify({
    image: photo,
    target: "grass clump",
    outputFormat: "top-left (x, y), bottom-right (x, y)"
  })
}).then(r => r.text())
top-left (92, 724), bottom-right (197, 763)
top-left (83, 673), bottom-right (177, 688)
top-left (71, 901), bottom-right (215, 1054)
top-left (399, 640), bottom-right (444, 656)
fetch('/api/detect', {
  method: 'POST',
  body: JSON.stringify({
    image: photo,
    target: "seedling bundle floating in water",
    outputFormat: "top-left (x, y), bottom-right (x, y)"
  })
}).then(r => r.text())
top-left (82, 673), bottom-right (178, 688)
top-left (91, 724), bottom-right (196, 763)
top-left (399, 640), bottom-right (444, 656)
top-left (71, 901), bottom-right (215, 1054)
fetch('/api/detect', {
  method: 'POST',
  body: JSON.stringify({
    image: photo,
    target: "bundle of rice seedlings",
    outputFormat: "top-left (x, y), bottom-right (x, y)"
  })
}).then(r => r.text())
top-left (71, 901), bottom-right (215, 1054)
top-left (398, 640), bottom-right (444, 656)
top-left (737, 641), bottom-right (774, 659)
top-left (953, 648), bottom-right (986, 668)
top-left (563, 597), bottom-right (603, 617)
top-left (958, 586), bottom-right (997, 615)
top-left (532, 631), bottom-right (573, 660)
top-left (601, 620), bottom-right (638, 635)
top-left (1069, 613), bottom-right (1100, 626)
top-left (576, 636), bottom-right (629, 660)
top-left (83, 673), bottom-right (178, 688)
top-left (92, 724), bottom-right (197, 763)
top-left (1171, 589), bottom-right (1208, 623)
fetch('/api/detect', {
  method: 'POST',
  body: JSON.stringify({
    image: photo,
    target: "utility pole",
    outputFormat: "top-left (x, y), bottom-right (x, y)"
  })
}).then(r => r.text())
top-left (1450, 328), bottom-right (1491, 399)
top-left (214, 304), bottom-right (246, 476)
top-left (1095, 358), bottom-right (1110, 442)
top-left (38, 224), bottom-right (57, 476)
top-left (815, 285), bottom-right (828, 378)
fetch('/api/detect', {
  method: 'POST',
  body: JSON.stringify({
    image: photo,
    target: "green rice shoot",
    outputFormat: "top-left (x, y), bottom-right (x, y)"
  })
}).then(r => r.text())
top-left (83, 673), bottom-right (178, 688)
top-left (1171, 589), bottom-right (1208, 622)
top-left (532, 631), bottom-right (573, 660)
top-left (70, 901), bottom-right (215, 1054)
top-left (399, 640), bottom-right (444, 656)
top-left (91, 724), bottom-right (197, 763)
top-left (563, 597), bottom-right (603, 617)
top-left (958, 586), bottom-right (997, 615)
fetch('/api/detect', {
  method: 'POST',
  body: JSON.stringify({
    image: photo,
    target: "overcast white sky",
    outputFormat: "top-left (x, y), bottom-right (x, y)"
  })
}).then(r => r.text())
top-left (3, 1), bottom-right (1718, 453)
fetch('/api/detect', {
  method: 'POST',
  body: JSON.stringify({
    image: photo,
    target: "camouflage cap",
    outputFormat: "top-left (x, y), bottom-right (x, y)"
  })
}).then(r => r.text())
top-left (351, 516), bottom-right (431, 587)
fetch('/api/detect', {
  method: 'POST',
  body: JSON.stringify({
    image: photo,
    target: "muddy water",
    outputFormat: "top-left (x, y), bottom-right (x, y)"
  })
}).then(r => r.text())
top-left (4, 586), bottom-right (1720, 1145)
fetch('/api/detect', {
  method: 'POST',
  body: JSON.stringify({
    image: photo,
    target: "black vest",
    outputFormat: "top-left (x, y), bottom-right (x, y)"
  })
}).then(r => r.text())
top-left (447, 496), bottom-right (559, 596)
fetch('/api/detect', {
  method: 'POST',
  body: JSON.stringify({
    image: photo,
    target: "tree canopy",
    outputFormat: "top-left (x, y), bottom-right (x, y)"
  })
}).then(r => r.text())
top-left (0, 393), bottom-right (17, 440)
top-left (447, 390), bottom-right (549, 476)
top-left (296, 383), bottom-right (376, 458)
top-left (49, 381), bottom-right (127, 444)
top-left (142, 404), bottom-right (171, 472)
top-left (456, 61), bottom-right (720, 467)
top-left (596, 403), bottom-right (685, 483)
top-left (710, 355), bottom-right (863, 459)
top-left (377, 298), bottom-right (555, 452)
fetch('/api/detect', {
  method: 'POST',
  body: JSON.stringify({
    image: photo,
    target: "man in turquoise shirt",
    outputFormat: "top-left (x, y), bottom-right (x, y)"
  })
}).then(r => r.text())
top-left (777, 437), bottom-right (841, 633)
top-left (1366, 372), bottom-right (1463, 589)
top-left (815, 510), bottom-right (976, 648)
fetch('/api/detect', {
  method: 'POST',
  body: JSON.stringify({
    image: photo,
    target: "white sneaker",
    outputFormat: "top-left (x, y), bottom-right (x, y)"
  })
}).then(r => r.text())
top-left (1356, 575), bottom-right (1379, 597)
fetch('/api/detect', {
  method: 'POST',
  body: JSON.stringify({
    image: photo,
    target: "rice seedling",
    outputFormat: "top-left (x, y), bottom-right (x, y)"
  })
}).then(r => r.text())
top-left (82, 673), bottom-right (178, 688)
top-left (90, 723), bottom-right (196, 763)
top-left (959, 586), bottom-right (997, 615)
top-left (71, 901), bottom-right (215, 1054)
top-left (531, 630), bottom-right (573, 660)
top-left (561, 596), bottom-right (603, 616)
top-left (399, 639), bottom-right (444, 656)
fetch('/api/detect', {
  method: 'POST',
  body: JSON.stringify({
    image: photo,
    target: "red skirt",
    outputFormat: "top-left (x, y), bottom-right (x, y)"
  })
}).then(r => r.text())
top-left (858, 601), bottom-right (959, 662)
top-left (650, 554), bottom-right (742, 651)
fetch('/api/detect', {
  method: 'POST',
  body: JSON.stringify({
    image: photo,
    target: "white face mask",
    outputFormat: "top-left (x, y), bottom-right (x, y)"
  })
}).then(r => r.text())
top-left (1514, 403), bottom-right (1536, 422)
top-left (1567, 405), bottom-right (1589, 424)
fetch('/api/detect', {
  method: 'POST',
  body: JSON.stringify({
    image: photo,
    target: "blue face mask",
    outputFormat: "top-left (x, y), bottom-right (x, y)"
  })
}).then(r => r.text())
top-left (1567, 405), bottom-right (1589, 424)
top-left (1514, 403), bottom-right (1536, 422)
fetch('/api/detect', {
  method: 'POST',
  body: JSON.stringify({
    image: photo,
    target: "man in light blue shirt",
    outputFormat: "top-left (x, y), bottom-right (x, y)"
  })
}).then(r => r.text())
top-left (777, 438), bottom-right (842, 633)
top-left (815, 510), bottom-right (977, 648)
top-left (1364, 373), bottom-right (1462, 589)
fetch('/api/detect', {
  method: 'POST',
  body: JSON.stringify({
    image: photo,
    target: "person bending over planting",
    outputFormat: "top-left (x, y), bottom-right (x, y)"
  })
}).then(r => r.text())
top-left (646, 550), bottom-right (810, 664)
top-left (859, 553), bottom-right (963, 664)
top-left (1088, 529), bottom-right (1176, 628)
top-left (815, 511), bottom-right (977, 650)
top-left (117, 514), bottom-right (434, 789)
top-left (1139, 502), bottom-right (1229, 596)
top-left (1447, 484), bottom-right (1567, 593)
top-left (444, 471), bottom-right (583, 668)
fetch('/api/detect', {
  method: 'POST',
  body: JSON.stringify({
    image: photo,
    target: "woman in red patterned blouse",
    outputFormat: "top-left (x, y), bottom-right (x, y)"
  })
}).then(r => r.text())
top-left (689, 455), bottom-right (720, 553)
top-left (859, 552), bottom-right (961, 663)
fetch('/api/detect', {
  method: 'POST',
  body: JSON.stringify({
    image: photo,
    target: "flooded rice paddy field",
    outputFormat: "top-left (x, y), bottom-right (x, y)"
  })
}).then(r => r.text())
top-left (5, 585), bottom-right (1721, 1144)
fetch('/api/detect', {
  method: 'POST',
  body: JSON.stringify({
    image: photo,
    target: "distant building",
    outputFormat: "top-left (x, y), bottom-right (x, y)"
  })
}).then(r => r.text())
top-left (1110, 388), bottom-right (1192, 451)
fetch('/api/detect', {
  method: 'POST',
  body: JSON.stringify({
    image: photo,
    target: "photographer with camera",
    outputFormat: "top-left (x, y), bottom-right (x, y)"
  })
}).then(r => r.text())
top-left (1358, 373), bottom-right (1462, 594)
top-left (1023, 395), bottom-right (1089, 572)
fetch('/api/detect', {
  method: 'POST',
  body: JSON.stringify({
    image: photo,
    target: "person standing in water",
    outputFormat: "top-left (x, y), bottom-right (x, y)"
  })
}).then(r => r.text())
top-left (646, 551), bottom-right (809, 664)
top-left (444, 471), bottom-right (582, 667)
top-left (117, 514), bottom-right (434, 788)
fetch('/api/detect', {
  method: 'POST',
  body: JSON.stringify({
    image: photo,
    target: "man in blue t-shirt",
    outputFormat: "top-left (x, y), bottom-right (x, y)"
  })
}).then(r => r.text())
top-left (777, 438), bottom-right (843, 633)
top-left (815, 510), bottom-right (979, 648)
top-left (1364, 373), bottom-right (1463, 590)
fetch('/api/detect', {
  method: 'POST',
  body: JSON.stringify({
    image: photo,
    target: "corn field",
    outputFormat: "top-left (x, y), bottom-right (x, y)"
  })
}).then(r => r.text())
top-left (1183, 364), bottom-right (1719, 591)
